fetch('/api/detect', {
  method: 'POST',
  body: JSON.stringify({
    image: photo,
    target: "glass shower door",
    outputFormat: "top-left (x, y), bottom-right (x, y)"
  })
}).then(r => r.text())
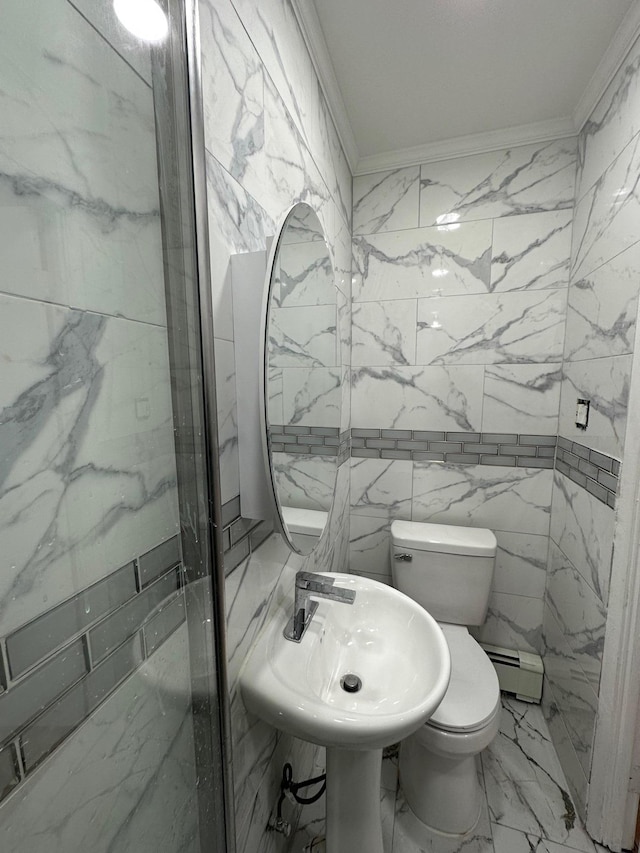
top-left (0, 1), bottom-right (228, 851)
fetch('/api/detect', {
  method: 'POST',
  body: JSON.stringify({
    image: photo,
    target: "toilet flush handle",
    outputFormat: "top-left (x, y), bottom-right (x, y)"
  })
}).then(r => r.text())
top-left (394, 553), bottom-right (413, 561)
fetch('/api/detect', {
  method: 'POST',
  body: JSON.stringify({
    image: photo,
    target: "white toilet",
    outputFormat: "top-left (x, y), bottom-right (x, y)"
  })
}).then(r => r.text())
top-left (390, 519), bottom-right (501, 836)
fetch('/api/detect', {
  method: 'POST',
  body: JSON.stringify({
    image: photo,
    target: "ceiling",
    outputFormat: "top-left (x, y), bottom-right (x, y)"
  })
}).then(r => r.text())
top-left (294, 0), bottom-right (640, 173)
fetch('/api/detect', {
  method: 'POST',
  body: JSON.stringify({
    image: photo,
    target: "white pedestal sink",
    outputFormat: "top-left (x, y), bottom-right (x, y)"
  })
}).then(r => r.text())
top-left (239, 572), bottom-right (451, 853)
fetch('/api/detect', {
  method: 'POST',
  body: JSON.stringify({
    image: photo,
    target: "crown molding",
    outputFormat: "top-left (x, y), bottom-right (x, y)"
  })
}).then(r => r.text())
top-left (293, 0), bottom-right (640, 178)
top-left (573, 0), bottom-right (640, 132)
top-left (290, 0), bottom-right (360, 173)
top-left (353, 117), bottom-right (576, 176)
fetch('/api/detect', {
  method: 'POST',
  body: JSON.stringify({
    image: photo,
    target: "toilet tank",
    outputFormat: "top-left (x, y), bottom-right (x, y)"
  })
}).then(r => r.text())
top-left (390, 520), bottom-right (497, 626)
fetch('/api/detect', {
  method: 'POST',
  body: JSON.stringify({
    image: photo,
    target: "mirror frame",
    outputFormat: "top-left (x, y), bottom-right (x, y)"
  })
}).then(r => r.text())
top-left (258, 202), bottom-right (339, 555)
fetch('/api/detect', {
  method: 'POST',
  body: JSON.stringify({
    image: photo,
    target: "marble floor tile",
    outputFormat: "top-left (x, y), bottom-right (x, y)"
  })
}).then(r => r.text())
top-left (284, 698), bottom-right (596, 853)
top-left (483, 700), bottom-right (595, 852)
top-left (492, 824), bottom-right (593, 853)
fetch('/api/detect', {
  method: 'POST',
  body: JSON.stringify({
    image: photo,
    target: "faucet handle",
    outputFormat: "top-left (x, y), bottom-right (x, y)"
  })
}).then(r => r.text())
top-left (296, 570), bottom-right (335, 592)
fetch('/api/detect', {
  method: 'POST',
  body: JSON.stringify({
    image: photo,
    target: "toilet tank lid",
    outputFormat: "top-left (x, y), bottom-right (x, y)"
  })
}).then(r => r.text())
top-left (390, 520), bottom-right (497, 556)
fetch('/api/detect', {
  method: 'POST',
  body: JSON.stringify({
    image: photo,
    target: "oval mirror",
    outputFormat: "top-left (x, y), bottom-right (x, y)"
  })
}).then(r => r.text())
top-left (260, 203), bottom-right (341, 555)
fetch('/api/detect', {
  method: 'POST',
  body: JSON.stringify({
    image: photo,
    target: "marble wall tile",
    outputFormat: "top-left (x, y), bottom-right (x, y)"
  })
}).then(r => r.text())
top-left (550, 473), bottom-right (614, 604)
top-left (416, 290), bottom-right (566, 365)
top-left (419, 139), bottom-right (577, 225)
top-left (492, 532), bottom-right (549, 598)
top-left (263, 79), bottom-right (330, 222)
top-left (282, 366), bottom-right (341, 427)
top-left (0, 627), bottom-right (197, 853)
top-left (412, 463), bottom-right (552, 535)
top-left (558, 354), bottom-right (631, 458)
top-left (546, 542), bottom-right (606, 690)
top-left (350, 457), bottom-right (413, 520)
top-left (206, 152), bottom-right (275, 342)
top-left (352, 220), bottom-right (492, 302)
top-left (200, 0), bottom-right (265, 197)
top-left (69, 0), bottom-right (152, 84)
top-left (541, 680), bottom-right (589, 819)
top-left (267, 367), bottom-right (284, 424)
top-left (477, 591), bottom-right (543, 655)
top-left (564, 241), bottom-right (640, 362)
top-left (352, 167), bottom-right (420, 235)
top-left (269, 304), bottom-right (337, 367)
top-left (578, 36), bottom-right (640, 201)
top-left (275, 241), bottom-right (335, 308)
top-left (351, 300), bottom-right (417, 366)
top-left (229, 0), bottom-right (319, 163)
top-left (0, 0), bottom-right (165, 326)
top-left (490, 210), bottom-right (572, 292)
top-left (571, 132), bottom-right (640, 282)
top-left (349, 515), bottom-right (392, 580)
top-left (0, 295), bottom-right (179, 638)
top-left (214, 338), bottom-right (240, 504)
top-left (543, 605), bottom-right (598, 782)
top-left (273, 453), bottom-right (336, 512)
top-left (482, 364), bottom-right (562, 434)
top-left (351, 365), bottom-right (484, 430)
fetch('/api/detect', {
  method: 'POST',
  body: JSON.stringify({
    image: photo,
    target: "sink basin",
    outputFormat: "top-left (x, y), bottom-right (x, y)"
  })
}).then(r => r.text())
top-left (239, 572), bottom-right (451, 750)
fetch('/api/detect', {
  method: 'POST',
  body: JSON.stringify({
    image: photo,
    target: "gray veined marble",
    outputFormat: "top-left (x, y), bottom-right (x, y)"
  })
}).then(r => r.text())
top-left (0, 0), bottom-right (165, 326)
top-left (351, 364), bottom-right (484, 431)
top-left (0, 295), bottom-right (179, 638)
top-left (559, 355), bottom-right (631, 459)
top-left (350, 457), bottom-right (413, 520)
top-left (282, 367), bottom-right (341, 427)
top-left (546, 542), bottom-right (606, 687)
top-left (0, 627), bottom-right (198, 853)
top-left (578, 34), bottom-right (640, 201)
top-left (542, 605), bottom-right (599, 783)
top-left (351, 300), bottom-right (417, 366)
top-left (269, 304), bottom-right (337, 368)
top-left (571, 131), bottom-right (640, 282)
top-left (419, 139), bottom-right (577, 225)
top-left (412, 462), bottom-right (552, 535)
top-left (273, 452), bottom-right (336, 512)
top-left (214, 338), bottom-right (240, 503)
top-left (490, 210), bottom-right (572, 292)
top-left (353, 167), bottom-right (420, 235)
top-left (200, 0), bottom-right (265, 193)
top-left (263, 78), bottom-right (330, 221)
top-left (564, 241), bottom-right (640, 362)
top-left (349, 515), bottom-right (392, 580)
top-left (416, 290), bottom-right (567, 366)
top-left (550, 472), bottom-right (615, 605)
top-left (482, 699), bottom-right (596, 852)
top-left (478, 591), bottom-right (543, 655)
top-left (352, 220), bottom-right (492, 302)
top-left (482, 364), bottom-right (562, 434)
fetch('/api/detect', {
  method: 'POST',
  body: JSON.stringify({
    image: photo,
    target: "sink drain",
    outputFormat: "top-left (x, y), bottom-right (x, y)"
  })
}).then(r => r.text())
top-left (340, 673), bottom-right (362, 693)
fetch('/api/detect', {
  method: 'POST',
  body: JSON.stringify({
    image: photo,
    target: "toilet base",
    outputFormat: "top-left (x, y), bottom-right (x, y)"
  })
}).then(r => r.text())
top-left (400, 740), bottom-right (482, 835)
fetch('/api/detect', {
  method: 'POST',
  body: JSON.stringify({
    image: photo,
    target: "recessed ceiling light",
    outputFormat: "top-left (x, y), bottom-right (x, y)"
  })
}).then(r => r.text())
top-left (114, 0), bottom-right (168, 43)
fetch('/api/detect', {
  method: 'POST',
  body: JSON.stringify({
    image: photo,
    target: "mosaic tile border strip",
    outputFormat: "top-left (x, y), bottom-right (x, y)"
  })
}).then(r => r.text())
top-left (351, 429), bottom-right (557, 467)
top-left (269, 426), bottom-right (350, 465)
top-left (221, 496), bottom-right (274, 577)
top-left (0, 537), bottom-right (185, 803)
top-left (556, 437), bottom-right (620, 508)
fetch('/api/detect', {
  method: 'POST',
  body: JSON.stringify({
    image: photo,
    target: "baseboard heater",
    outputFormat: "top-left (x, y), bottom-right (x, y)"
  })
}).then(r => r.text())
top-left (480, 643), bottom-right (544, 703)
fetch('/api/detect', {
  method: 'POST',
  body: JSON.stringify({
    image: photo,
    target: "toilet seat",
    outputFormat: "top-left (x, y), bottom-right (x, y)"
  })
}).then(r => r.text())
top-left (428, 624), bottom-right (500, 734)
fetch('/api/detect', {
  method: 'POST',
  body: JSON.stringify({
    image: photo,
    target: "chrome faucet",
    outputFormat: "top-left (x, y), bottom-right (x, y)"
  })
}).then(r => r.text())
top-left (284, 571), bottom-right (356, 642)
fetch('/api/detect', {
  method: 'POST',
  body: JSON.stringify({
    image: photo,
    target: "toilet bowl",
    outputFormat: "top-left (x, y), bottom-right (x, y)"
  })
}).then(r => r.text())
top-left (399, 623), bottom-right (500, 834)
top-left (390, 520), bottom-right (501, 836)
